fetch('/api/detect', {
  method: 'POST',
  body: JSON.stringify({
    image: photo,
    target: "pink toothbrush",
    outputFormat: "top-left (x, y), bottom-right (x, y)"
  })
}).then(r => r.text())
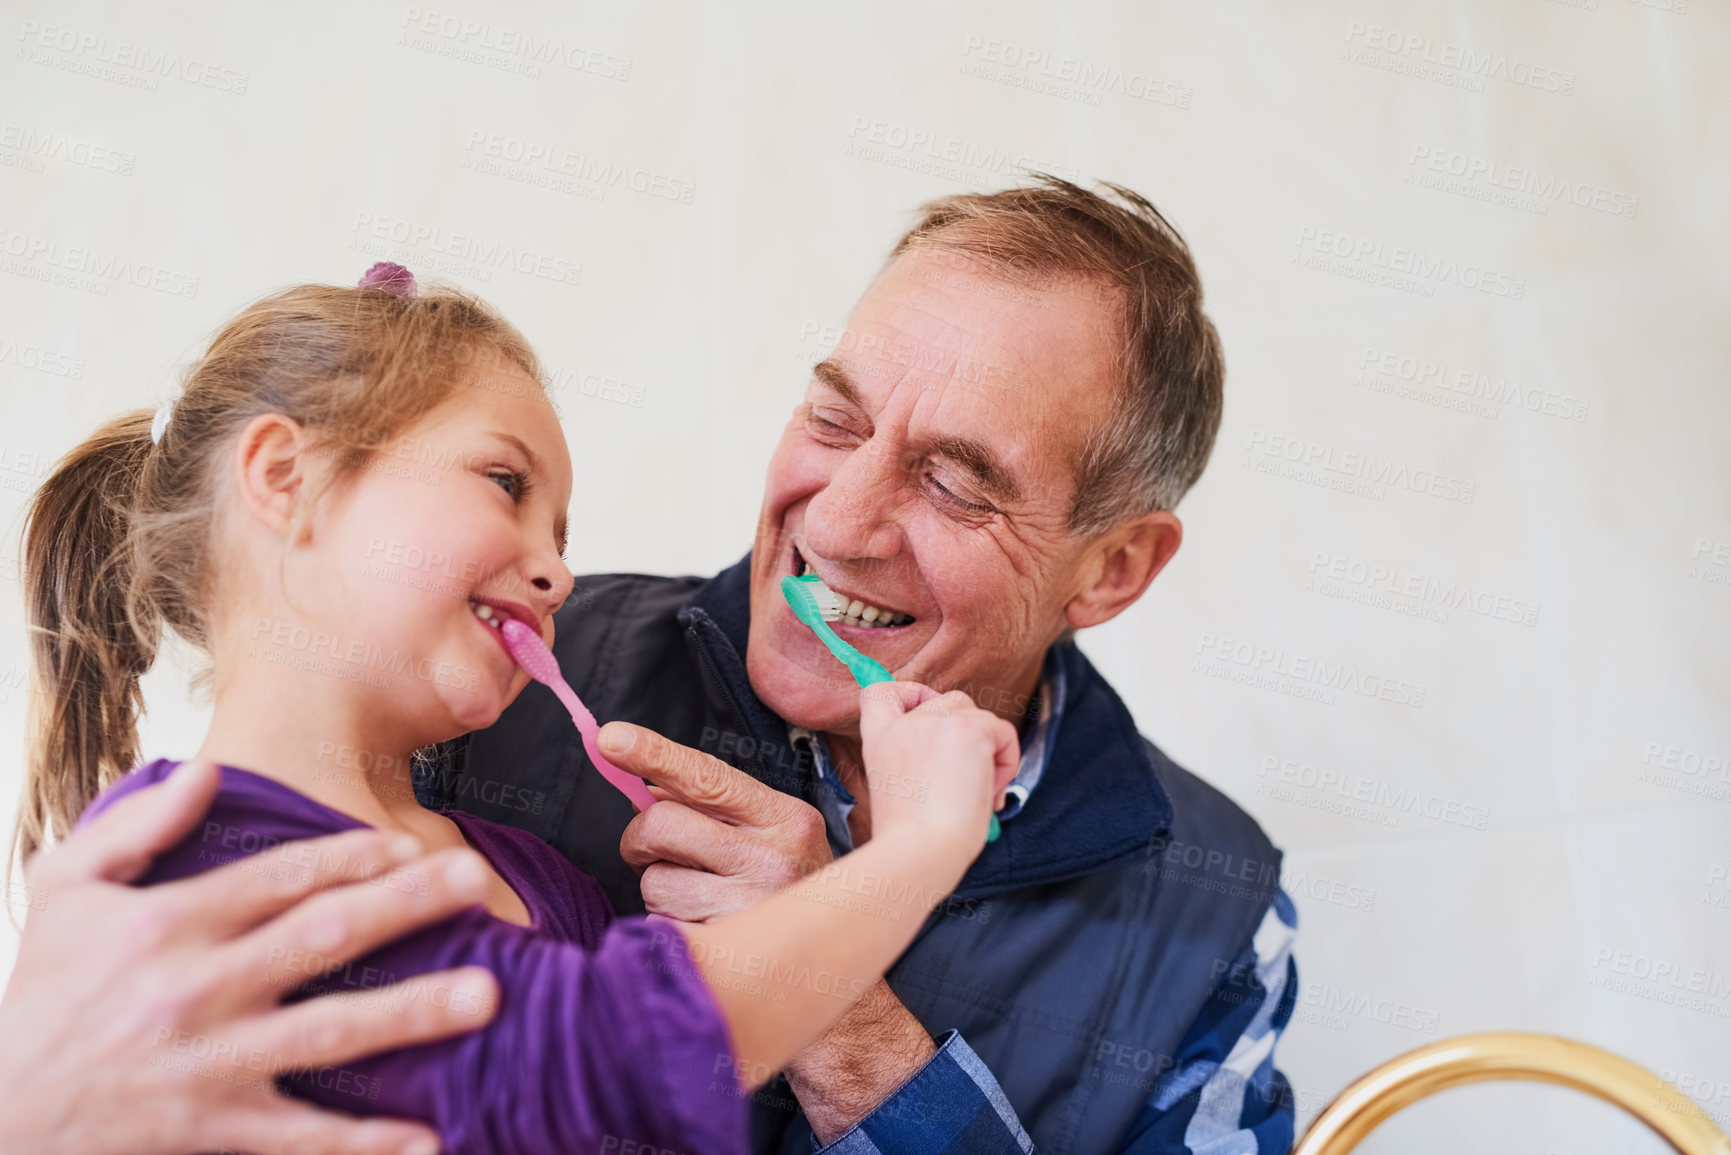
top-left (497, 618), bottom-right (658, 812)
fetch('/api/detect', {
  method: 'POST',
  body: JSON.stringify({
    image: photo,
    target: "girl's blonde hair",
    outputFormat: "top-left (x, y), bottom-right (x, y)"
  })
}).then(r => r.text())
top-left (11, 279), bottom-right (541, 866)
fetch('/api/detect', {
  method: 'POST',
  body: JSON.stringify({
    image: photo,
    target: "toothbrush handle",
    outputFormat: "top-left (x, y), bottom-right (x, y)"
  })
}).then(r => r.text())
top-left (546, 678), bottom-right (659, 813)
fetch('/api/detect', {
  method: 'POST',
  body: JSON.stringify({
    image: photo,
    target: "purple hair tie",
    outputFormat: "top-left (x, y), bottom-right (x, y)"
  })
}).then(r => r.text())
top-left (358, 261), bottom-right (418, 298)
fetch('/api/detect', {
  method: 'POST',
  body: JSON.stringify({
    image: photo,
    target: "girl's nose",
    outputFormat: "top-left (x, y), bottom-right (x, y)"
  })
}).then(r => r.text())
top-left (524, 548), bottom-right (575, 610)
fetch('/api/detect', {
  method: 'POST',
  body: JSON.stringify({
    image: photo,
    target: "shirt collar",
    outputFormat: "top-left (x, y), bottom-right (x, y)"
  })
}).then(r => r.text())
top-left (790, 647), bottom-right (1068, 855)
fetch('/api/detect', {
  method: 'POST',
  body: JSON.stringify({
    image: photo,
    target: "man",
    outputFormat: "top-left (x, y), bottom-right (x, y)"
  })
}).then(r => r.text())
top-left (437, 176), bottom-right (1298, 1153)
top-left (3, 177), bottom-right (1296, 1154)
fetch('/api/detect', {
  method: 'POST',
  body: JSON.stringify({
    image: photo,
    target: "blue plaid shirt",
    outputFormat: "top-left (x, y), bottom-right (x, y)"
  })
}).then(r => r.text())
top-left (792, 655), bottom-right (1299, 1154)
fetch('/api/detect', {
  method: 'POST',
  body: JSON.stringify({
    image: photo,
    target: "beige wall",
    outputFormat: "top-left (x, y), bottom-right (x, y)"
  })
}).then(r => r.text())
top-left (1, 1), bottom-right (1726, 1150)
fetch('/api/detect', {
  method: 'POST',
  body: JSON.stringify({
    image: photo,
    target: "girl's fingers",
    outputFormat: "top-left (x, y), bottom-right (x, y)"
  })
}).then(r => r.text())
top-left (934, 690), bottom-right (976, 714)
top-left (168, 828), bottom-right (429, 940)
top-left (897, 681), bottom-right (942, 709)
top-left (248, 966), bottom-right (499, 1075)
top-left (857, 681), bottom-right (923, 742)
top-left (986, 715), bottom-right (1021, 796)
top-left (225, 847), bottom-right (490, 1001)
top-left (211, 1095), bottom-right (446, 1155)
top-left (33, 759), bottom-right (222, 887)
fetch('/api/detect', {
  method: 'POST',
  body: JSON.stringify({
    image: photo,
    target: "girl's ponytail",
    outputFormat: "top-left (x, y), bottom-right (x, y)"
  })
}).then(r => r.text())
top-left (13, 411), bottom-right (161, 864)
top-left (7, 275), bottom-right (542, 873)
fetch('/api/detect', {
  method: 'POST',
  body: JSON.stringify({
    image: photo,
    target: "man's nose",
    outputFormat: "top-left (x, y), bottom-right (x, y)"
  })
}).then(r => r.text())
top-left (803, 436), bottom-right (906, 563)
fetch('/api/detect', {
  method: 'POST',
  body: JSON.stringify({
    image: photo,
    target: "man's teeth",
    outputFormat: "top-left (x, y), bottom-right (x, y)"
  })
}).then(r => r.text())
top-left (838, 596), bottom-right (911, 628)
top-left (795, 549), bottom-right (912, 628)
top-left (471, 600), bottom-right (503, 629)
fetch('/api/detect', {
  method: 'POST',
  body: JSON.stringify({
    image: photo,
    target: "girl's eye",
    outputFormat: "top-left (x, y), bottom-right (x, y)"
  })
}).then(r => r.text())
top-left (489, 468), bottom-right (533, 504)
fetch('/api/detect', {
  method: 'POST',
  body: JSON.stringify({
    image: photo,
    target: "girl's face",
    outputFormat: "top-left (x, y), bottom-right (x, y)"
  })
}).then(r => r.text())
top-left (287, 364), bottom-right (575, 747)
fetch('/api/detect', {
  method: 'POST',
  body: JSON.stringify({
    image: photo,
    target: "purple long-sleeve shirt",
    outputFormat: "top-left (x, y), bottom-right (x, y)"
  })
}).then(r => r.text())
top-left (83, 759), bottom-right (749, 1155)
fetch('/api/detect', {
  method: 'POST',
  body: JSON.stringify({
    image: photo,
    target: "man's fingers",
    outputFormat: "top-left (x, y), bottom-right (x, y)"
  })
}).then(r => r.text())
top-left (167, 828), bottom-right (429, 939)
top-left (209, 1095), bottom-right (445, 1155)
top-left (227, 848), bottom-right (490, 1000)
top-left (638, 862), bottom-right (747, 922)
top-left (253, 966), bottom-right (499, 1074)
top-left (599, 722), bottom-right (781, 822)
top-left (32, 759), bottom-right (222, 887)
top-left (619, 800), bottom-right (764, 875)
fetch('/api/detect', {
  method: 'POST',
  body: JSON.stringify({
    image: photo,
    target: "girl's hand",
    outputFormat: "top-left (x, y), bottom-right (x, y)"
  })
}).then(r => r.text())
top-left (857, 681), bottom-right (1020, 855)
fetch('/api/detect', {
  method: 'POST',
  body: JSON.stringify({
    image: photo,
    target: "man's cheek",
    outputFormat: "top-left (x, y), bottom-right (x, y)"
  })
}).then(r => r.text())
top-left (763, 439), bottom-right (833, 524)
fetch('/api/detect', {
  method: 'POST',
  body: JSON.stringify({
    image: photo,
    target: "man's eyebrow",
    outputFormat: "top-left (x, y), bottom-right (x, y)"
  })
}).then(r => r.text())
top-left (933, 435), bottom-right (1022, 504)
top-left (811, 358), bottom-right (866, 409)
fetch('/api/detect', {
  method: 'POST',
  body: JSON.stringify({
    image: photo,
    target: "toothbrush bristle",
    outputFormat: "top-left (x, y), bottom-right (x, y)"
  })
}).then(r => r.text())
top-left (499, 618), bottom-right (560, 684)
top-left (806, 580), bottom-right (844, 620)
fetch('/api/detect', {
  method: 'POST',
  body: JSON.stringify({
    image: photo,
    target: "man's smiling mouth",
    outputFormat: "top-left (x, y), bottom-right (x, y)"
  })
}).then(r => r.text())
top-left (790, 545), bottom-right (916, 629)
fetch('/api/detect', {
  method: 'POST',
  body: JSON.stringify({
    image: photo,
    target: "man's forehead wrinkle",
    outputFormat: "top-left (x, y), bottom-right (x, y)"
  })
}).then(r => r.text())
top-left (820, 354), bottom-right (916, 412)
top-left (877, 295), bottom-right (1032, 380)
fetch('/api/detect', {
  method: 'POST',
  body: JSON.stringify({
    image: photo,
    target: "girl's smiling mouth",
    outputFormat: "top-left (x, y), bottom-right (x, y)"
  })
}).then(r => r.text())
top-left (469, 594), bottom-right (541, 659)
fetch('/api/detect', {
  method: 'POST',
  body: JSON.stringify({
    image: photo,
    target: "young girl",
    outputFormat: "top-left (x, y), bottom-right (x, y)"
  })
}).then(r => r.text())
top-left (13, 264), bottom-right (1020, 1154)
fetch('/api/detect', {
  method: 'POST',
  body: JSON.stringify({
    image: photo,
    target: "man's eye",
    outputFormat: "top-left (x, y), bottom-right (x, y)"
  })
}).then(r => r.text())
top-left (926, 473), bottom-right (992, 514)
top-left (807, 411), bottom-right (858, 440)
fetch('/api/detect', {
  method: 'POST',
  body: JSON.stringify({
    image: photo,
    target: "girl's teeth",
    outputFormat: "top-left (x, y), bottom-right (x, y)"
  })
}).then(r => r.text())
top-left (472, 601), bottom-right (501, 628)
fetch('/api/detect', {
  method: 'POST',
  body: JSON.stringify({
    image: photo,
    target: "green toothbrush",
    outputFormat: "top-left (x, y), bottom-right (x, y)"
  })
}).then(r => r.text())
top-left (781, 573), bottom-right (1001, 843)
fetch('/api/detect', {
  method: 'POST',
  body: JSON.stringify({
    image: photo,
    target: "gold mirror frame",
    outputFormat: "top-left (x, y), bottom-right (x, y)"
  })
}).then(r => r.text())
top-left (1293, 1032), bottom-right (1731, 1155)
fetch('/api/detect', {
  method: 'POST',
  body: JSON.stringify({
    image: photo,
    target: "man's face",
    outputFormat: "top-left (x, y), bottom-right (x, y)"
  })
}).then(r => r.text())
top-left (746, 249), bottom-right (1122, 737)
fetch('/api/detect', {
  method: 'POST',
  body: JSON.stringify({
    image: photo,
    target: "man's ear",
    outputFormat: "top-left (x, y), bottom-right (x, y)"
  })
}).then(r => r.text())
top-left (233, 413), bottom-right (316, 542)
top-left (1064, 511), bottom-right (1183, 631)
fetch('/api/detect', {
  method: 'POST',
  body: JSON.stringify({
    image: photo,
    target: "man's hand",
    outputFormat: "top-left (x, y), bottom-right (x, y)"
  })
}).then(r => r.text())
top-left (602, 721), bottom-right (833, 921)
top-left (0, 760), bottom-right (501, 1155)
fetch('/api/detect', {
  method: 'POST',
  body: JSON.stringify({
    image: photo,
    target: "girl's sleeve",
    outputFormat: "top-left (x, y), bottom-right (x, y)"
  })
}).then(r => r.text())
top-left (86, 771), bottom-right (751, 1155)
top-left (281, 909), bottom-right (751, 1155)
